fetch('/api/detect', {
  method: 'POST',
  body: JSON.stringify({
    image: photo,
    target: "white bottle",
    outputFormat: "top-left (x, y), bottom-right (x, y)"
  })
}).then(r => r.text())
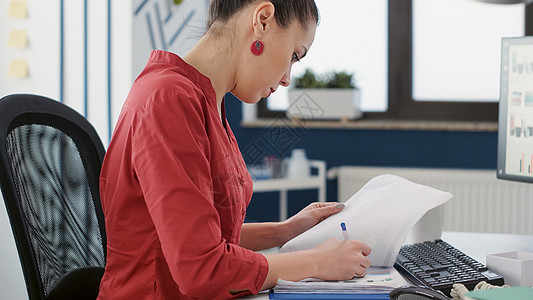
top-left (286, 149), bottom-right (310, 179)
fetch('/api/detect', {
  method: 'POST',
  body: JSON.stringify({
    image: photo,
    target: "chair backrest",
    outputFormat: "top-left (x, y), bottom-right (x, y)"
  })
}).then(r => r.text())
top-left (0, 94), bottom-right (106, 300)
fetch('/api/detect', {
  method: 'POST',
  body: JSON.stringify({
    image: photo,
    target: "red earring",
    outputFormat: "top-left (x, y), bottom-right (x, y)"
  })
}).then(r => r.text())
top-left (251, 39), bottom-right (264, 56)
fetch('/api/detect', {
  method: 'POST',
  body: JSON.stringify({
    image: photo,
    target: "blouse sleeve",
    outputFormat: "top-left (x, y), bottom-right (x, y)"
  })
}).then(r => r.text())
top-left (130, 86), bottom-right (268, 298)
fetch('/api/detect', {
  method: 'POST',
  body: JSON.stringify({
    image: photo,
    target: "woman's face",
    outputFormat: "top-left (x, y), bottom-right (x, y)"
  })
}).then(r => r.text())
top-left (233, 19), bottom-right (317, 103)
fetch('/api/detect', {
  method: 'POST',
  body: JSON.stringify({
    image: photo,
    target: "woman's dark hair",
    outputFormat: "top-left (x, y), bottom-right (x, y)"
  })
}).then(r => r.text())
top-left (207, 0), bottom-right (319, 30)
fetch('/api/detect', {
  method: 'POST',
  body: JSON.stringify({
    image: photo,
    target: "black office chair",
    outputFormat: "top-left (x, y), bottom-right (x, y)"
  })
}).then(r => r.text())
top-left (0, 94), bottom-right (106, 300)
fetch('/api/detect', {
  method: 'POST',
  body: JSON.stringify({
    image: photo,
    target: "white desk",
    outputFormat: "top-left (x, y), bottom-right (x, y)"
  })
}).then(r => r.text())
top-left (440, 231), bottom-right (533, 264)
top-left (253, 160), bottom-right (326, 221)
top-left (243, 231), bottom-right (533, 299)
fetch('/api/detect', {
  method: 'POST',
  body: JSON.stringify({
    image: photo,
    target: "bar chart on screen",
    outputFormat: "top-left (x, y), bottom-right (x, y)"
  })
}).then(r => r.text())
top-left (507, 151), bottom-right (529, 175)
top-left (517, 153), bottom-right (533, 174)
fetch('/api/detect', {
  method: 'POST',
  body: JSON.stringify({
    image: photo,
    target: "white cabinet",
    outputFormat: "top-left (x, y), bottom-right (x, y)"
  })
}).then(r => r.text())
top-left (252, 160), bottom-right (326, 221)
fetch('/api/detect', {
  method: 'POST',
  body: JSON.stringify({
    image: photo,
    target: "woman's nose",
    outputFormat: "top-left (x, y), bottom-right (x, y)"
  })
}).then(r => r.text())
top-left (280, 72), bottom-right (291, 87)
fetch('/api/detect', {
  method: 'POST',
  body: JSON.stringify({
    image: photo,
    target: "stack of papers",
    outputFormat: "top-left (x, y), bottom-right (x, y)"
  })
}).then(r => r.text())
top-left (273, 267), bottom-right (407, 295)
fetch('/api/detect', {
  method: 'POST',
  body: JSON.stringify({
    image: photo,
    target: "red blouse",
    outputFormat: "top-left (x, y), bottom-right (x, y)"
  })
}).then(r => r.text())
top-left (97, 50), bottom-right (268, 299)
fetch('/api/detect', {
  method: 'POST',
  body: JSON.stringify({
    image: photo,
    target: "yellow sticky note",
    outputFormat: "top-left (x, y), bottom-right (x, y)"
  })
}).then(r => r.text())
top-left (8, 30), bottom-right (28, 48)
top-left (8, 1), bottom-right (28, 18)
top-left (8, 59), bottom-right (28, 78)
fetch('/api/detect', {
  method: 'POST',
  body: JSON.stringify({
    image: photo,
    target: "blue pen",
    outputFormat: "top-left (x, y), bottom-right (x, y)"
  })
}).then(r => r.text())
top-left (340, 222), bottom-right (349, 240)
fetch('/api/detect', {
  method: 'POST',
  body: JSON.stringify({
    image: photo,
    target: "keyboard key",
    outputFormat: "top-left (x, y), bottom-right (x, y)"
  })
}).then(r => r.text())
top-left (420, 265), bottom-right (434, 271)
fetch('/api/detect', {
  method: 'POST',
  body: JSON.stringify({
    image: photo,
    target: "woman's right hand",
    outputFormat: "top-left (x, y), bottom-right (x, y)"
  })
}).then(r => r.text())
top-left (309, 238), bottom-right (372, 281)
top-left (261, 237), bottom-right (372, 290)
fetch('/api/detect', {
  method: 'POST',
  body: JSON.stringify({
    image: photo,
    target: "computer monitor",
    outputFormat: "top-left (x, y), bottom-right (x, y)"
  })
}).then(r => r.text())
top-left (497, 36), bottom-right (533, 183)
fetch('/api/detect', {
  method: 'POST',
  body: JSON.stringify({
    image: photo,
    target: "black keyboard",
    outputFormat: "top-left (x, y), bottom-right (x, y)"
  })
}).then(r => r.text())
top-left (394, 240), bottom-right (504, 297)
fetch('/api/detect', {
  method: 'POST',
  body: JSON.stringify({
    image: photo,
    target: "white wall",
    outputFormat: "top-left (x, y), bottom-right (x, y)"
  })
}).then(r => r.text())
top-left (0, 0), bottom-right (208, 298)
top-left (0, 0), bottom-right (133, 144)
top-left (132, 0), bottom-right (209, 80)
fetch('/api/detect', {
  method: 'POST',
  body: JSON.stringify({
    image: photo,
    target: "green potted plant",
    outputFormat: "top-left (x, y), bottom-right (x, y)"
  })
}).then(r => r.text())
top-left (287, 68), bottom-right (362, 120)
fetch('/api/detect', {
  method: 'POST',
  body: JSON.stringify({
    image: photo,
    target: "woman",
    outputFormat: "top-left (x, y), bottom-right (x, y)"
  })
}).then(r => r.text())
top-left (97, 1), bottom-right (371, 299)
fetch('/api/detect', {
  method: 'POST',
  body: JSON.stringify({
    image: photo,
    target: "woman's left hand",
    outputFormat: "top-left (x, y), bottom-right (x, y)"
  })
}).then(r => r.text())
top-left (282, 202), bottom-right (345, 242)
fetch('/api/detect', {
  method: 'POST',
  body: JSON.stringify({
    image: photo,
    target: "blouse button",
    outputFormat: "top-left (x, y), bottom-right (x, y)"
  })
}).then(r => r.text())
top-left (238, 177), bottom-right (245, 185)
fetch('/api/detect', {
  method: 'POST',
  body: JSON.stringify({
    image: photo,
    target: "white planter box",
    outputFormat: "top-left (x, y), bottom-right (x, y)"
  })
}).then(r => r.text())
top-left (287, 88), bottom-right (362, 120)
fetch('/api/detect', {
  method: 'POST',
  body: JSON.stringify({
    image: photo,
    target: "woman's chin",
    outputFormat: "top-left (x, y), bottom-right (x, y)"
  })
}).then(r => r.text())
top-left (235, 94), bottom-right (263, 104)
top-left (246, 97), bottom-right (263, 104)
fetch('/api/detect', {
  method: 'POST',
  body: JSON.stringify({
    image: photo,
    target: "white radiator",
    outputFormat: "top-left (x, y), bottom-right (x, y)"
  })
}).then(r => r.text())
top-left (329, 166), bottom-right (533, 235)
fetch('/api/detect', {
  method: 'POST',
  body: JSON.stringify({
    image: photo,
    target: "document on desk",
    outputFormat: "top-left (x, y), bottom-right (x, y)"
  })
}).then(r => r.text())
top-left (273, 267), bottom-right (407, 294)
top-left (279, 174), bottom-right (453, 267)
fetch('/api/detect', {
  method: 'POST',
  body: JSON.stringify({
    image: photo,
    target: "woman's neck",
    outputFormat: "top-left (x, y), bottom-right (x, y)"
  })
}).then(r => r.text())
top-left (183, 34), bottom-right (238, 119)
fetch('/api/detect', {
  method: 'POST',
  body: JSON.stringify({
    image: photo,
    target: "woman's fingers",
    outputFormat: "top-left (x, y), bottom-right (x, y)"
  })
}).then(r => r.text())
top-left (354, 268), bottom-right (367, 278)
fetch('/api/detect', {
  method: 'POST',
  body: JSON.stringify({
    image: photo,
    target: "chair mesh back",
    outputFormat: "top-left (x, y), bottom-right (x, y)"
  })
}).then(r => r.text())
top-left (6, 123), bottom-right (105, 297)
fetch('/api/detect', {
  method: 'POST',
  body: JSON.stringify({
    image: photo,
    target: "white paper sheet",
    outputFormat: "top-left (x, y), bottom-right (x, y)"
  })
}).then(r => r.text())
top-left (279, 174), bottom-right (453, 267)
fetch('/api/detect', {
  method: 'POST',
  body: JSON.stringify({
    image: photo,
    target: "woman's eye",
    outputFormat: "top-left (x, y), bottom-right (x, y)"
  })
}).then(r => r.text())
top-left (292, 52), bottom-right (301, 62)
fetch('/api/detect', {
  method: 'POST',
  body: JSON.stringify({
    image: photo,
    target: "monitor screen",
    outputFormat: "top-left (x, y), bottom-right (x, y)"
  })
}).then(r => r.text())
top-left (497, 36), bottom-right (533, 183)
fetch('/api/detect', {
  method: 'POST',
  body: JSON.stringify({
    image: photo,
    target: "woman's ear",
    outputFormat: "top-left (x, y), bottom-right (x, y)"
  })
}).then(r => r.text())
top-left (252, 2), bottom-right (275, 38)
